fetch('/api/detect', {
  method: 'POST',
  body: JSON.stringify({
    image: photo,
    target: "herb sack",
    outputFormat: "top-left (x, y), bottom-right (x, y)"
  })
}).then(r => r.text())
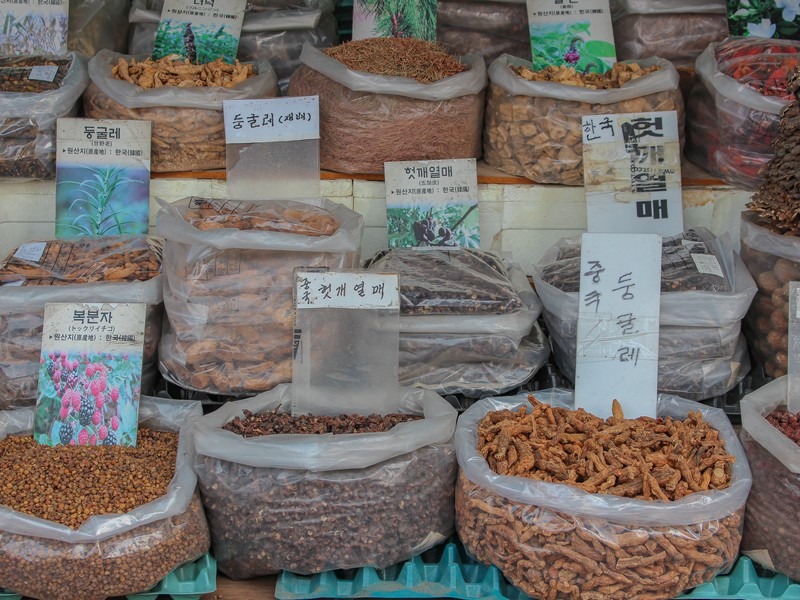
top-left (287, 43), bottom-right (486, 174)
top-left (68, 0), bottom-right (130, 57)
top-left (483, 54), bottom-right (682, 185)
top-left (193, 385), bottom-right (458, 578)
top-left (0, 397), bottom-right (209, 600)
top-left (456, 390), bottom-right (751, 600)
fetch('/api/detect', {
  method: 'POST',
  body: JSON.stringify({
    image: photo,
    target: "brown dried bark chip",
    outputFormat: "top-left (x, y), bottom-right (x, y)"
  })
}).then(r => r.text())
top-left (111, 55), bottom-right (255, 89)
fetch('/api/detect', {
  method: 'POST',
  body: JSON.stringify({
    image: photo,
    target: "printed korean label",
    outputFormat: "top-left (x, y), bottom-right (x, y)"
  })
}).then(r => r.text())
top-left (13, 242), bottom-right (47, 263)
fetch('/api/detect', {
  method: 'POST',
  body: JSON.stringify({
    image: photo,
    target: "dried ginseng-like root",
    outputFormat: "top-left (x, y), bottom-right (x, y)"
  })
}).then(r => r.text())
top-left (477, 395), bottom-right (735, 501)
top-left (512, 62), bottom-right (660, 89)
top-left (112, 55), bottom-right (254, 89)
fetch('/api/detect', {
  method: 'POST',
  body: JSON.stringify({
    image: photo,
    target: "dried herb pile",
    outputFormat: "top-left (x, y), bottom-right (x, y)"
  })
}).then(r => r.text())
top-left (513, 62), bottom-right (660, 89)
top-left (478, 396), bottom-right (734, 501)
top-left (325, 38), bottom-right (466, 83)
top-left (112, 55), bottom-right (254, 89)
top-left (223, 409), bottom-right (421, 437)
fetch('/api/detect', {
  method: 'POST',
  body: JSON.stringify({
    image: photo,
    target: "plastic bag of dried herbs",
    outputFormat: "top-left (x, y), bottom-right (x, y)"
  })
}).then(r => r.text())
top-left (68, 0), bottom-right (130, 56)
top-left (455, 390), bottom-right (751, 600)
top-left (0, 53), bottom-right (88, 181)
top-left (0, 236), bottom-right (163, 409)
top-left (193, 384), bottom-right (458, 578)
top-left (0, 396), bottom-right (210, 600)
top-left (739, 377), bottom-right (800, 582)
top-left (287, 39), bottom-right (487, 174)
top-left (483, 54), bottom-right (682, 185)
top-left (83, 50), bottom-right (278, 172)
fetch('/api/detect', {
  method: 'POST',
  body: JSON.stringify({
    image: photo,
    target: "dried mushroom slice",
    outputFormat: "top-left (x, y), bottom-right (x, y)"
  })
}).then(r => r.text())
top-left (366, 247), bottom-right (524, 315)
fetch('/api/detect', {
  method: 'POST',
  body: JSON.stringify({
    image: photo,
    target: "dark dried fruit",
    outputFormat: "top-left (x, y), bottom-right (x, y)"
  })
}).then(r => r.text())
top-left (223, 410), bottom-right (422, 437)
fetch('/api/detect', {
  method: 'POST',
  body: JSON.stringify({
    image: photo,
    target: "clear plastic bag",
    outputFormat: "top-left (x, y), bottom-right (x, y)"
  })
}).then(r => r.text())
top-left (484, 54), bottom-right (683, 185)
top-left (455, 390), bottom-right (751, 599)
top-left (437, 26), bottom-right (531, 64)
top-left (68, 0), bottom-right (130, 56)
top-left (0, 236), bottom-right (163, 409)
top-left (686, 39), bottom-right (800, 190)
top-left (157, 197), bottom-right (364, 395)
top-left (436, 1), bottom-right (528, 36)
top-left (83, 50), bottom-right (278, 172)
top-left (0, 396), bottom-right (210, 600)
top-left (287, 44), bottom-right (486, 174)
top-left (739, 377), bottom-right (800, 581)
top-left (192, 385), bottom-right (457, 578)
top-left (0, 53), bottom-right (88, 180)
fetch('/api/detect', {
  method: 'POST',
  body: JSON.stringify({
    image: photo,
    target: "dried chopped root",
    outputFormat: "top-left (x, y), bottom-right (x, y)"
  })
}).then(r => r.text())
top-left (513, 62), bottom-right (660, 89)
top-left (112, 55), bottom-right (254, 89)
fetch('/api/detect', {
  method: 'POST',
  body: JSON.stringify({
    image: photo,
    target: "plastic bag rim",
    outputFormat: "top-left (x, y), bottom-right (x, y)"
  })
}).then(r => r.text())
top-left (740, 376), bottom-right (800, 474)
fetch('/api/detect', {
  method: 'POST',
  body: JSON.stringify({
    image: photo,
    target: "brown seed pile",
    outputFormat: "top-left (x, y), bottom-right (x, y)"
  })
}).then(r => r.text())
top-left (0, 429), bottom-right (177, 529)
top-left (478, 396), bottom-right (734, 501)
top-left (112, 55), bottom-right (254, 89)
top-left (223, 409), bottom-right (422, 437)
top-left (513, 62), bottom-right (660, 89)
top-left (325, 38), bottom-right (466, 83)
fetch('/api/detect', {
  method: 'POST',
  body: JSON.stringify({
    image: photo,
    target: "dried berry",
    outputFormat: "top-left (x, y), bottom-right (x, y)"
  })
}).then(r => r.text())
top-left (223, 410), bottom-right (422, 437)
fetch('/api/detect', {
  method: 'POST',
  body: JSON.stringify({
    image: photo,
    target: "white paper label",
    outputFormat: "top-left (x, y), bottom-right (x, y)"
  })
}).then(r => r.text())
top-left (295, 272), bottom-right (399, 310)
top-left (3, 280), bottom-right (25, 287)
top-left (224, 97), bottom-right (319, 143)
top-left (28, 65), bottom-right (58, 82)
top-left (384, 158), bottom-right (480, 248)
top-left (574, 233), bottom-right (662, 419)
top-left (690, 254), bottom-right (724, 278)
top-left (13, 242), bottom-right (47, 263)
top-left (788, 282), bottom-right (800, 411)
top-left (583, 111), bottom-right (683, 236)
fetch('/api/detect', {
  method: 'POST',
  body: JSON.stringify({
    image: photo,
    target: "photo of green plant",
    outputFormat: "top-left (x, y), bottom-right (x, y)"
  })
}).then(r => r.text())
top-left (55, 165), bottom-right (149, 238)
top-left (728, 0), bottom-right (800, 39)
top-left (34, 350), bottom-right (141, 447)
top-left (387, 203), bottom-right (479, 248)
top-left (0, 13), bottom-right (67, 55)
top-left (153, 19), bottom-right (239, 63)
top-left (356, 0), bottom-right (436, 41)
top-left (530, 21), bottom-right (616, 73)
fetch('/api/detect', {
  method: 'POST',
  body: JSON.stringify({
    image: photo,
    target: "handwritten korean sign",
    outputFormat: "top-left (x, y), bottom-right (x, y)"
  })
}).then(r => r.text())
top-left (582, 111), bottom-right (682, 236)
top-left (295, 272), bottom-right (400, 310)
top-left (574, 233), bottom-right (661, 418)
top-left (224, 96), bottom-right (319, 144)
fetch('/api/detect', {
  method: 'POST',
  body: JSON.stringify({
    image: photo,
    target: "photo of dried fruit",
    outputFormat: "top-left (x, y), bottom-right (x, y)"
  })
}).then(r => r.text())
top-left (34, 351), bottom-right (141, 447)
top-left (529, 21), bottom-right (616, 73)
top-left (387, 203), bottom-right (479, 248)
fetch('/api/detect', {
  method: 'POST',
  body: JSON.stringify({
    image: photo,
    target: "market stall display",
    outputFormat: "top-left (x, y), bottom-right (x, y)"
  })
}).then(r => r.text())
top-left (193, 385), bottom-right (458, 578)
top-left (739, 377), bottom-right (800, 583)
top-left (0, 53), bottom-right (88, 180)
top-left (483, 55), bottom-right (682, 185)
top-left (68, 0), bottom-right (130, 57)
top-left (287, 38), bottom-right (486, 174)
top-left (82, 50), bottom-right (278, 172)
top-left (455, 391), bottom-right (751, 600)
top-left (157, 197), bottom-right (363, 396)
top-left (686, 38), bottom-right (800, 190)
top-left (0, 397), bottom-right (210, 600)
top-left (0, 236), bottom-right (163, 409)
top-left (532, 229), bottom-right (757, 400)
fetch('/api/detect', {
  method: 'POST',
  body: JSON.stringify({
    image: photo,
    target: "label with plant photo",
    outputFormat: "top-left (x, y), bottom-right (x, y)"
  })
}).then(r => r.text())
top-left (385, 158), bottom-right (479, 248)
top-left (352, 0), bottom-right (436, 41)
top-left (526, 0), bottom-right (616, 73)
top-left (0, 0), bottom-right (68, 56)
top-left (153, 0), bottom-right (247, 64)
top-left (55, 118), bottom-right (151, 238)
top-left (728, 0), bottom-right (800, 39)
top-left (34, 302), bottom-right (147, 448)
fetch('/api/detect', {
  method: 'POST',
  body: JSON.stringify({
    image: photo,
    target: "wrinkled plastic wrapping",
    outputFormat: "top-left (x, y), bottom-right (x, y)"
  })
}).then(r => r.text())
top-left (157, 197), bottom-right (363, 395)
top-left (455, 391), bottom-right (751, 599)
top-left (483, 54), bottom-right (683, 184)
top-left (437, 26), bottom-right (530, 64)
top-left (287, 44), bottom-right (486, 174)
top-left (0, 236), bottom-right (164, 408)
top-left (365, 248), bottom-right (541, 338)
top-left (398, 323), bottom-right (550, 397)
top-left (739, 377), bottom-right (800, 581)
top-left (193, 385), bottom-right (457, 578)
top-left (611, 0), bottom-right (725, 14)
top-left (142, 0), bottom-right (321, 9)
top-left (739, 212), bottom-right (800, 379)
top-left (0, 53), bottom-right (88, 180)
top-left (686, 39), bottom-right (799, 190)
top-left (435, 1), bottom-right (529, 62)
top-left (68, 0), bottom-right (130, 56)
top-left (0, 397), bottom-right (209, 600)
top-left (83, 50), bottom-right (278, 172)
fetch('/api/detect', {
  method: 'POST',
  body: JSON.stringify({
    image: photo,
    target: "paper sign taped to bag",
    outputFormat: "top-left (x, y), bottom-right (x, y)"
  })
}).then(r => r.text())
top-left (575, 233), bottom-right (661, 419)
top-left (13, 242), bottom-right (47, 263)
top-left (29, 65), bottom-right (58, 82)
top-left (582, 111), bottom-right (682, 236)
top-left (296, 272), bottom-right (399, 310)
top-left (788, 282), bottom-right (800, 411)
top-left (224, 97), bottom-right (319, 143)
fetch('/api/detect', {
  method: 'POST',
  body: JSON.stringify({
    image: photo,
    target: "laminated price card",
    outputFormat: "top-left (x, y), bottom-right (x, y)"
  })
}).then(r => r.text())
top-left (0, 0), bottom-right (68, 55)
top-left (56, 118), bottom-right (151, 238)
top-left (384, 158), bottom-right (479, 249)
top-left (293, 271), bottom-right (400, 416)
top-left (574, 233), bottom-right (661, 418)
top-left (224, 96), bottom-right (320, 200)
top-left (582, 111), bottom-right (683, 236)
